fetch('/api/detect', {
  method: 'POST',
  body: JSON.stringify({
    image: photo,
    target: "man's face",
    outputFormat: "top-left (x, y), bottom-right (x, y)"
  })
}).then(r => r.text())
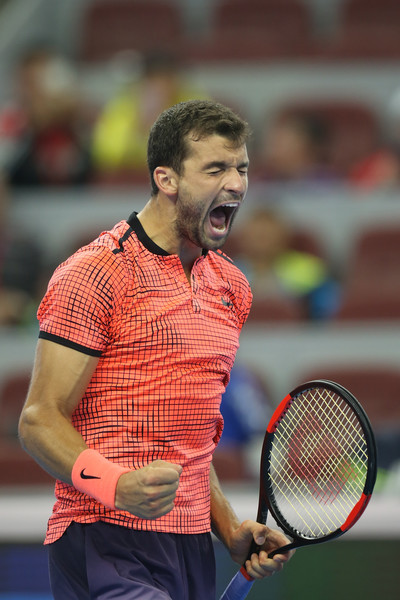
top-left (174, 134), bottom-right (249, 250)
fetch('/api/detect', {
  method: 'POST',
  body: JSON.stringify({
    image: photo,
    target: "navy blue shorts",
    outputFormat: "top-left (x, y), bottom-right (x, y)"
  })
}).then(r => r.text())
top-left (48, 521), bottom-right (216, 599)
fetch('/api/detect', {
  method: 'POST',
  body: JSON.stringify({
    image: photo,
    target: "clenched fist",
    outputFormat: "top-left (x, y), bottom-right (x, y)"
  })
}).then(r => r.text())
top-left (115, 460), bottom-right (182, 519)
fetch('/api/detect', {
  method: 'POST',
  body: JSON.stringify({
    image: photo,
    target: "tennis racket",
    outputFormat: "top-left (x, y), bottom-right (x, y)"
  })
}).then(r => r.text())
top-left (219, 379), bottom-right (377, 600)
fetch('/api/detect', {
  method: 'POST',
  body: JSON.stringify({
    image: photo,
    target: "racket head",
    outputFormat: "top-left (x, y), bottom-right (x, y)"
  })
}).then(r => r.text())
top-left (257, 379), bottom-right (377, 555)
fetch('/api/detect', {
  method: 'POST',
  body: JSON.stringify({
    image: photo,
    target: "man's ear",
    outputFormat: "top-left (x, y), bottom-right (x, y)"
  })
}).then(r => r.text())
top-left (153, 166), bottom-right (179, 196)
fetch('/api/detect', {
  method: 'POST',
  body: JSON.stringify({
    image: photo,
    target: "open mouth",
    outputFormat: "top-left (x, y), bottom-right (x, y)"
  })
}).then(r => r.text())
top-left (209, 202), bottom-right (240, 233)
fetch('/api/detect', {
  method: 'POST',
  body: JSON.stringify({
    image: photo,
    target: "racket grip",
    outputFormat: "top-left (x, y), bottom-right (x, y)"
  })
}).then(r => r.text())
top-left (219, 567), bottom-right (254, 600)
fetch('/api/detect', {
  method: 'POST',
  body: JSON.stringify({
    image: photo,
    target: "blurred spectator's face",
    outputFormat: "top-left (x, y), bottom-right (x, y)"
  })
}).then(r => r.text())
top-left (17, 56), bottom-right (52, 112)
top-left (241, 214), bottom-right (289, 263)
top-left (263, 119), bottom-right (315, 178)
top-left (19, 58), bottom-right (44, 93)
top-left (138, 70), bottom-right (180, 127)
top-left (16, 53), bottom-right (78, 129)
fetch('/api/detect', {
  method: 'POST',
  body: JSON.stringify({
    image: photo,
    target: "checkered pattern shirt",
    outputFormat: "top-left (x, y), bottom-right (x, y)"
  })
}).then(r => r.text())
top-left (38, 212), bottom-right (252, 543)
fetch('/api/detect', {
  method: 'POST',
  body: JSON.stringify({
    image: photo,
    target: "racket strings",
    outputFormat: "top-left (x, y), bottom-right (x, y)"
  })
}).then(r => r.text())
top-left (309, 389), bottom-right (368, 485)
top-left (312, 389), bottom-right (369, 460)
top-left (274, 412), bottom-right (359, 517)
top-left (287, 392), bottom-right (366, 499)
top-left (268, 387), bottom-right (369, 539)
top-left (269, 435), bottom-right (356, 535)
top-left (272, 410), bottom-right (366, 528)
top-left (275, 393), bottom-right (366, 513)
top-left (282, 390), bottom-right (367, 494)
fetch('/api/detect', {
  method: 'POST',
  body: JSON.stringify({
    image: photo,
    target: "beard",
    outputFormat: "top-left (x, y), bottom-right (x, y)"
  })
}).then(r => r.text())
top-left (175, 192), bottom-right (204, 248)
top-left (175, 189), bottom-right (237, 251)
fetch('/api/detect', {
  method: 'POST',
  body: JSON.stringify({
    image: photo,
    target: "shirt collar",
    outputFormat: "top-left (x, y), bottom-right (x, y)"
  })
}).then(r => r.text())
top-left (127, 211), bottom-right (208, 258)
top-left (127, 211), bottom-right (169, 256)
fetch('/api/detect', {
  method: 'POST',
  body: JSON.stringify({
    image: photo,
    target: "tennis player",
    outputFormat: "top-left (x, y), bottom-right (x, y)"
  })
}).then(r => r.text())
top-left (19, 100), bottom-right (293, 599)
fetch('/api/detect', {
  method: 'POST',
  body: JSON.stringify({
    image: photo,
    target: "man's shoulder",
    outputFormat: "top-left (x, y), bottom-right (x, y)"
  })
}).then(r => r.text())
top-left (53, 220), bottom-right (134, 283)
top-left (211, 248), bottom-right (235, 265)
top-left (208, 248), bottom-right (249, 283)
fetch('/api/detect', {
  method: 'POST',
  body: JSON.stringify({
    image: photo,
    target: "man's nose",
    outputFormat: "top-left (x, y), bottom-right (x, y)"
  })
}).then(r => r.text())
top-left (224, 168), bottom-right (247, 195)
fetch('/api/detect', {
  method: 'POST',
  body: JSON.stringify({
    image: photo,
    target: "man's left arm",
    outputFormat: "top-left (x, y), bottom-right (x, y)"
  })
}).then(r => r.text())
top-left (210, 463), bottom-right (294, 579)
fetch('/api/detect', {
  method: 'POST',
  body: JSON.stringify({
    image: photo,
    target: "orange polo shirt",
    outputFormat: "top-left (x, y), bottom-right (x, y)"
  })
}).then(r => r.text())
top-left (38, 212), bottom-right (252, 544)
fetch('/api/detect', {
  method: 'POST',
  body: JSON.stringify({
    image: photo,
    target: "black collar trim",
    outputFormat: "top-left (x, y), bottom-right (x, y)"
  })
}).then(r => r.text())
top-left (127, 211), bottom-right (208, 258)
top-left (127, 211), bottom-right (170, 256)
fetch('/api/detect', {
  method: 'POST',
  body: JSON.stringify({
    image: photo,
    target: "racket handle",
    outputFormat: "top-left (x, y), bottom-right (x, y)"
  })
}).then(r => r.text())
top-left (219, 566), bottom-right (254, 600)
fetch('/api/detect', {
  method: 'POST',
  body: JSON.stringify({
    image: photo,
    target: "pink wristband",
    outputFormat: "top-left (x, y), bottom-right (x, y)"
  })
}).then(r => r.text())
top-left (71, 448), bottom-right (130, 509)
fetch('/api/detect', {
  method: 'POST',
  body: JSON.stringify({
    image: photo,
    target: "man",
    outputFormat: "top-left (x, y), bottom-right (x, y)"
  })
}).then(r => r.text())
top-left (19, 100), bottom-right (293, 599)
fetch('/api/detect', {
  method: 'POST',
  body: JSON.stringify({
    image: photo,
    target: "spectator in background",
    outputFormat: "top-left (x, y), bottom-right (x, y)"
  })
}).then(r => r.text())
top-left (233, 208), bottom-right (340, 320)
top-left (0, 45), bottom-right (93, 187)
top-left (0, 175), bottom-right (43, 326)
top-left (213, 363), bottom-right (273, 481)
top-left (254, 111), bottom-right (337, 185)
top-left (349, 88), bottom-right (400, 190)
top-left (91, 51), bottom-right (208, 180)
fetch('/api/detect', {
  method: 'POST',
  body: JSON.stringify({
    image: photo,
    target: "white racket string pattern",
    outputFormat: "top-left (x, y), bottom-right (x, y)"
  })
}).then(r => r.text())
top-left (219, 380), bottom-right (377, 600)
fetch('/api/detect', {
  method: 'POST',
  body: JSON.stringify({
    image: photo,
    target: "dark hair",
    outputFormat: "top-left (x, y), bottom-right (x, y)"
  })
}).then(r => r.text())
top-left (147, 99), bottom-right (250, 195)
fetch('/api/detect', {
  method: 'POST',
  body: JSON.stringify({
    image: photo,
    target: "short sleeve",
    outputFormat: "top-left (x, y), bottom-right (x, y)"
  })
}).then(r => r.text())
top-left (38, 246), bottom-right (127, 355)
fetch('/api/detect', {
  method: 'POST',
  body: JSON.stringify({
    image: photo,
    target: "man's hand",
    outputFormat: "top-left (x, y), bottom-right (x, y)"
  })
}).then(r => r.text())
top-left (115, 460), bottom-right (182, 519)
top-left (229, 520), bottom-right (294, 579)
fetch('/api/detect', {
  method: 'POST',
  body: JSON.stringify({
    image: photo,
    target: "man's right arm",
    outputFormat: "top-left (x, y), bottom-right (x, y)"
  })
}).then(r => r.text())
top-left (19, 338), bottom-right (181, 517)
top-left (19, 338), bottom-right (97, 482)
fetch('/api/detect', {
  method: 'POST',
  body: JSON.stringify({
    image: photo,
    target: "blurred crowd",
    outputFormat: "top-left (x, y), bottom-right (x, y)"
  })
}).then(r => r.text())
top-left (0, 34), bottom-right (400, 486)
top-left (0, 45), bottom-right (209, 327)
top-left (3, 44), bottom-right (400, 193)
top-left (2, 43), bottom-right (400, 331)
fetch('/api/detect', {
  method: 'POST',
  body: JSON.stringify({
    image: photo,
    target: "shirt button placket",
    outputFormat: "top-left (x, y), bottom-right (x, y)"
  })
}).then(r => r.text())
top-left (191, 273), bottom-right (201, 313)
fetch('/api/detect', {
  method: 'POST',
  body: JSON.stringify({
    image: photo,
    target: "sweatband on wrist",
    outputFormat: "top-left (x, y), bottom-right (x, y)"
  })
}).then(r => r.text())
top-left (71, 448), bottom-right (130, 510)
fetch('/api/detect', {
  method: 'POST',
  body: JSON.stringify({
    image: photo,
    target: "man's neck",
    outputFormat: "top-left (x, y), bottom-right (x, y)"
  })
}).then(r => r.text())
top-left (137, 198), bottom-right (202, 278)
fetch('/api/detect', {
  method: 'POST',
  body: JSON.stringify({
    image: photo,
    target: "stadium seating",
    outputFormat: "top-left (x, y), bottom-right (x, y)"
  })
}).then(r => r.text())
top-left (185, 0), bottom-right (314, 62)
top-left (324, 0), bottom-right (400, 60)
top-left (341, 0), bottom-right (400, 39)
top-left (269, 100), bottom-right (379, 176)
top-left (298, 364), bottom-right (400, 429)
top-left (78, 0), bottom-right (186, 62)
top-left (336, 225), bottom-right (400, 320)
top-left (247, 297), bottom-right (305, 323)
top-left (0, 371), bottom-right (53, 486)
